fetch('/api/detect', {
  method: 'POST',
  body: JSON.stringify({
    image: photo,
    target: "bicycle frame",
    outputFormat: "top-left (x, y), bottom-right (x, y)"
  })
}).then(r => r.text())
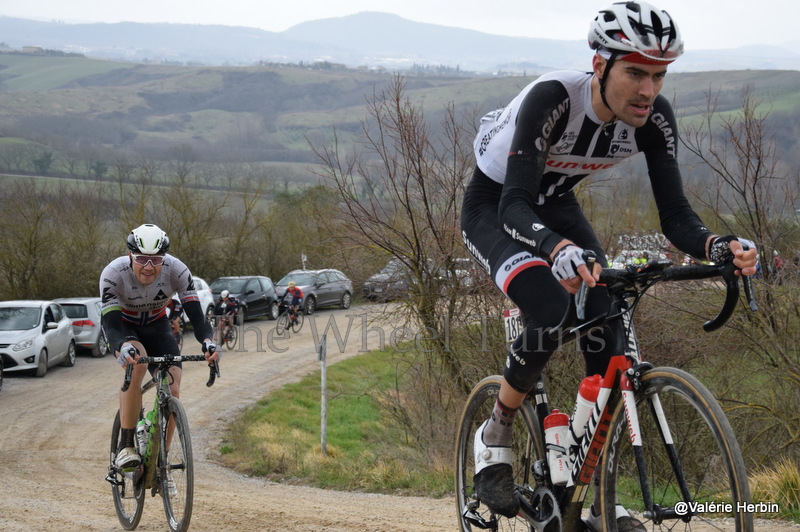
top-left (501, 258), bottom-right (756, 530)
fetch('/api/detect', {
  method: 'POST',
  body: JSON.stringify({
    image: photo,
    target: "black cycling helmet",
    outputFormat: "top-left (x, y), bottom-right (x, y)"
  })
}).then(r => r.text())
top-left (127, 224), bottom-right (170, 254)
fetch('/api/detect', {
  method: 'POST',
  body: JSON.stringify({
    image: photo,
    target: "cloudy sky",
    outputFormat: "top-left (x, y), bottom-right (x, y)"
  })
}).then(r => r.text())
top-left (1, 0), bottom-right (797, 51)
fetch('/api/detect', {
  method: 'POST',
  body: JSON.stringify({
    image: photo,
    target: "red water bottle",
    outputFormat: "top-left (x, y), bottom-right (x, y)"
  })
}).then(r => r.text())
top-left (544, 409), bottom-right (570, 485)
top-left (567, 374), bottom-right (602, 453)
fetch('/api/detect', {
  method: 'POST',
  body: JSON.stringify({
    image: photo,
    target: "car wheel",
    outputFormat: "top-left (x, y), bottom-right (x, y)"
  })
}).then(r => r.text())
top-left (62, 341), bottom-right (76, 367)
top-left (206, 305), bottom-right (215, 322)
top-left (240, 306), bottom-right (248, 322)
top-left (94, 337), bottom-right (110, 358)
top-left (268, 301), bottom-right (279, 320)
top-left (0, 359), bottom-right (4, 391)
top-left (304, 295), bottom-right (317, 315)
top-left (341, 291), bottom-right (352, 309)
top-left (35, 349), bottom-right (48, 378)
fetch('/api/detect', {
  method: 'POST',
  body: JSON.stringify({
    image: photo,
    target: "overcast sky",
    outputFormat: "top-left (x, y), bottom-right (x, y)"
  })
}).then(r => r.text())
top-left (2, 0), bottom-right (798, 51)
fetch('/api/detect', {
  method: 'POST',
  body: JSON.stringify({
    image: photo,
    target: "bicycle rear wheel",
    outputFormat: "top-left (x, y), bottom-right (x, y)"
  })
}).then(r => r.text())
top-left (110, 410), bottom-right (145, 530)
top-left (455, 375), bottom-right (546, 532)
top-left (159, 397), bottom-right (194, 532)
top-left (291, 311), bottom-right (304, 333)
top-left (599, 367), bottom-right (753, 532)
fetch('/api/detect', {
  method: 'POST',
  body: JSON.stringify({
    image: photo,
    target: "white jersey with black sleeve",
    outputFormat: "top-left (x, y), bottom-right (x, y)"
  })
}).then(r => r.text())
top-left (99, 254), bottom-right (200, 325)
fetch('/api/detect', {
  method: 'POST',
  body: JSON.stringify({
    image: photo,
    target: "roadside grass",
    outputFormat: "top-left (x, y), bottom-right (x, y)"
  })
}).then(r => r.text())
top-left (750, 458), bottom-right (800, 522)
top-left (215, 347), bottom-right (453, 497)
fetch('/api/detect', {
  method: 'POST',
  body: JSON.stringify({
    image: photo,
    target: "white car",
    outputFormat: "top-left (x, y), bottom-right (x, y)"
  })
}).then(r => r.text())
top-left (172, 276), bottom-right (216, 326)
top-left (0, 300), bottom-right (77, 377)
top-left (54, 297), bottom-right (109, 358)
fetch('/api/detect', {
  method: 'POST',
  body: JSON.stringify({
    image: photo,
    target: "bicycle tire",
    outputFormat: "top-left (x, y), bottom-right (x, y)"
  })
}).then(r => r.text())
top-left (159, 396), bottom-right (194, 532)
top-left (110, 410), bottom-right (145, 530)
top-left (276, 312), bottom-right (288, 335)
top-left (598, 367), bottom-right (753, 532)
top-left (224, 325), bottom-right (238, 350)
top-left (291, 311), bottom-right (304, 333)
top-left (455, 375), bottom-right (545, 531)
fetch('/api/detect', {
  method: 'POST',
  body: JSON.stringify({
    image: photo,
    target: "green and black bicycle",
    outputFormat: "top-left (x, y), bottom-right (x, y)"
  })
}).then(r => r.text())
top-left (107, 354), bottom-right (219, 532)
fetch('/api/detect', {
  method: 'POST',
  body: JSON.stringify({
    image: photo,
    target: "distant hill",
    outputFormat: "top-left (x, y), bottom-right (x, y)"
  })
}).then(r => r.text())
top-left (0, 53), bottom-right (798, 173)
top-left (1, 12), bottom-right (799, 73)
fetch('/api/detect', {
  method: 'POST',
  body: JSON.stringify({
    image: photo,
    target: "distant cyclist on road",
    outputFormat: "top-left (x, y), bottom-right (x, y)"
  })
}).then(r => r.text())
top-left (280, 281), bottom-right (304, 327)
top-left (213, 290), bottom-right (240, 345)
top-left (100, 223), bottom-right (218, 471)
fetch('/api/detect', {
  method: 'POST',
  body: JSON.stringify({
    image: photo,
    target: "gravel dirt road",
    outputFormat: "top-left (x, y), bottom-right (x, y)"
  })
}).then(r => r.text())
top-left (0, 304), bottom-right (795, 532)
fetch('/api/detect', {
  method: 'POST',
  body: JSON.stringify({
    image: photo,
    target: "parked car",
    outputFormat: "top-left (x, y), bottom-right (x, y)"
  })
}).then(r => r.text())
top-left (362, 259), bottom-right (411, 301)
top-left (0, 300), bottom-right (76, 377)
top-left (209, 276), bottom-right (280, 321)
top-left (171, 276), bottom-right (216, 329)
top-left (191, 276), bottom-right (216, 321)
top-left (276, 269), bottom-right (353, 315)
top-left (54, 297), bottom-right (108, 357)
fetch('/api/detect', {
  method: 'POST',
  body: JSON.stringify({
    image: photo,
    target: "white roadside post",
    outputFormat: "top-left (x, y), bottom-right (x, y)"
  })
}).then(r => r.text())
top-left (318, 333), bottom-right (327, 455)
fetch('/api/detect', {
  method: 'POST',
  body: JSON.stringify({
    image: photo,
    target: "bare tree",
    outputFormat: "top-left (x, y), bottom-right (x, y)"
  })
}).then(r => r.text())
top-left (682, 86), bottom-right (800, 465)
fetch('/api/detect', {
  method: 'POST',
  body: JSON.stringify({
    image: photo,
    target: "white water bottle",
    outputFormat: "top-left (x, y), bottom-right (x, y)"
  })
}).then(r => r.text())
top-left (544, 409), bottom-right (570, 486)
top-left (567, 374), bottom-right (602, 452)
top-left (135, 418), bottom-right (149, 456)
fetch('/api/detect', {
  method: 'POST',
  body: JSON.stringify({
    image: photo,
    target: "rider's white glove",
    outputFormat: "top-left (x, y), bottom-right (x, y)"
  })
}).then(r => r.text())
top-left (203, 340), bottom-right (218, 358)
top-left (551, 244), bottom-right (586, 282)
top-left (117, 342), bottom-right (137, 367)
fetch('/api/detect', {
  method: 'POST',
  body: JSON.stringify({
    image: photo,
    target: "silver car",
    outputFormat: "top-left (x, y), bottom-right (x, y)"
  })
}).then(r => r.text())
top-left (276, 269), bottom-right (353, 315)
top-left (0, 300), bottom-right (76, 377)
top-left (54, 297), bottom-right (108, 357)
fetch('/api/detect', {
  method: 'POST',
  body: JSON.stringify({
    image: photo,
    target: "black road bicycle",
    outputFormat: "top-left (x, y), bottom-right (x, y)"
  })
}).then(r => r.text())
top-left (107, 354), bottom-right (220, 532)
top-left (275, 302), bottom-right (304, 335)
top-left (212, 313), bottom-right (238, 350)
top-left (456, 255), bottom-right (757, 531)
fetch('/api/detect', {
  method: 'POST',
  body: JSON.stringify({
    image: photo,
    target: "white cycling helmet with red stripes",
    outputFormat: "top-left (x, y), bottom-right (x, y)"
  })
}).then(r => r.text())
top-left (589, 1), bottom-right (684, 64)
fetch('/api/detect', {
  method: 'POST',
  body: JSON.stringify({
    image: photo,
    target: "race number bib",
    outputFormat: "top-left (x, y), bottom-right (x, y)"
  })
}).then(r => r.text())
top-left (503, 308), bottom-right (522, 343)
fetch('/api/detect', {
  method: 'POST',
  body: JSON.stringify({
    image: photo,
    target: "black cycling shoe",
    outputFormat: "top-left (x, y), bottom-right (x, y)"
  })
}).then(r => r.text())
top-left (474, 463), bottom-right (519, 518)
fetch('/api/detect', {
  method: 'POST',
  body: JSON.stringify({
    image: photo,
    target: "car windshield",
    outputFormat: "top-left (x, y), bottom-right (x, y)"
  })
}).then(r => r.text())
top-left (382, 260), bottom-right (405, 274)
top-left (210, 279), bottom-right (247, 293)
top-left (278, 273), bottom-right (314, 286)
top-left (0, 307), bottom-right (41, 330)
top-left (60, 304), bottom-right (88, 319)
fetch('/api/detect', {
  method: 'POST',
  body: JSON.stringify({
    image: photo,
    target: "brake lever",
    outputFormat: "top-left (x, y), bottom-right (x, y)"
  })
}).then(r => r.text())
top-left (121, 364), bottom-right (134, 392)
top-left (576, 251), bottom-right (596, 321)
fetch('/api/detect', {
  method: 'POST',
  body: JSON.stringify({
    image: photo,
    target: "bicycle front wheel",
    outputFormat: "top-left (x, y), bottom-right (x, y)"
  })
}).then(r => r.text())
top-left (455, 375), bottom-right (545, 532)
top-left (599, 367), bottom-right (753, 532)
top-left (110, 410), bottom-right (145, 530)
top-left (275, 313), bottom-right (288, 335)
top-left (291, 312), bottom-right (304, 333)
top-left (224, 325), bottom-right (238, 350)
top-left (159, 397), bottom-right (194, 532)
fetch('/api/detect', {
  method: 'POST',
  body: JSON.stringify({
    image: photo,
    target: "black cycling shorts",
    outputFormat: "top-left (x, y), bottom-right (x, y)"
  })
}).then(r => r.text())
top-left (119, 316), bottom-right (182, 373)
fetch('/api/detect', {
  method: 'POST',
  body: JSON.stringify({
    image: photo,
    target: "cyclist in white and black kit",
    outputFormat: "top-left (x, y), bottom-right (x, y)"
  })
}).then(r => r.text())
top-left (101, 224), bottom-right (218, 471)
top-left (462, 3), bottom-right (758, 528)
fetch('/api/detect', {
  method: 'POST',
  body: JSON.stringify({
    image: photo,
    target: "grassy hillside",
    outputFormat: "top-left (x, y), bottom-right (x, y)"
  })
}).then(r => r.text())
top-left (1, 53), bottom-right (798, 169)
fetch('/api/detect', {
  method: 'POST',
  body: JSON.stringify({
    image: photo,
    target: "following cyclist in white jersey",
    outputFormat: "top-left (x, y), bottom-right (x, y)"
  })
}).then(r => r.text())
top-left (100, 224), bottom-right (219, 471)
top-left (460, 2), bottom-right (758, 529)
